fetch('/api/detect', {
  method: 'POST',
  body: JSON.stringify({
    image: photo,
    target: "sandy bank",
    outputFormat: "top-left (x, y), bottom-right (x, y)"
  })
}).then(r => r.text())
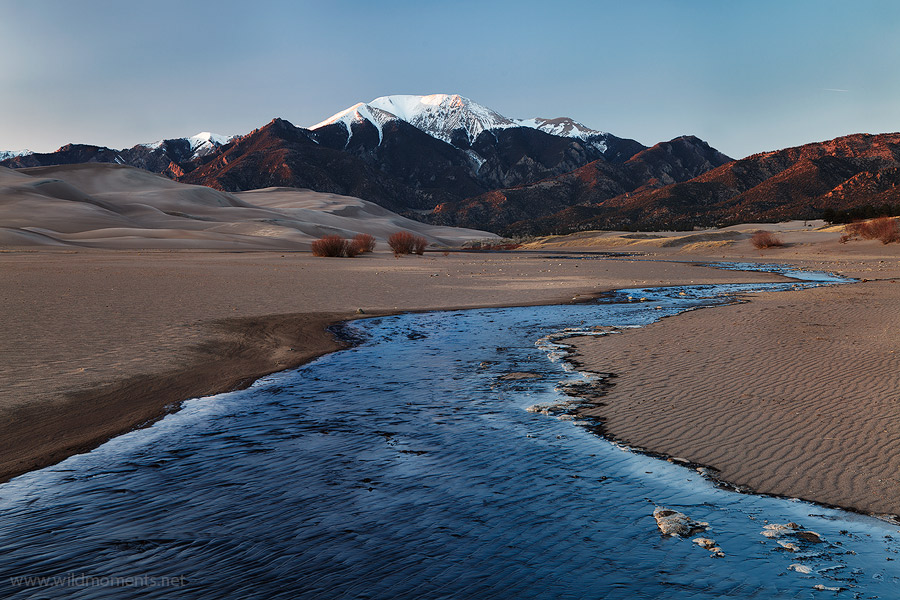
top-left (543, 227), bottom-right (900, 515)
top-left (0, 248), bottom-right (780, 483)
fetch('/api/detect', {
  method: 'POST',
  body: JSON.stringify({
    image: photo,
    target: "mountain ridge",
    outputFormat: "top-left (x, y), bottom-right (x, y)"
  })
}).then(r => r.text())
top-left (10, 94), bottom-right (894, 235)
top-left (442, 132), bottom-right (900, 235)
top-left (310, 94), bottom-right (610, 147)
top-left (2, 94), bottom-right (647, 217)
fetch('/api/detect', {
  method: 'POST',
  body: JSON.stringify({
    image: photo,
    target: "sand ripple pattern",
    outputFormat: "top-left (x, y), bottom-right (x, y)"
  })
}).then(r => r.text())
top-left (0, 265), bottom-right (898, 599)
top-left (575, 270), bottom-right (900, 514)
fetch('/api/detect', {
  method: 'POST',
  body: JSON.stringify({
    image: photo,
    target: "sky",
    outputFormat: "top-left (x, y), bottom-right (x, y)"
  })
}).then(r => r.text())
top-left (3, 0), bottom-right (900, 159)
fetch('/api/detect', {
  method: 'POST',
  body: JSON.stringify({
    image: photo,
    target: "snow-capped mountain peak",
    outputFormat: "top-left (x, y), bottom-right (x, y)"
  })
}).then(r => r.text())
top-left (310, 94), bottom-right (519, 145)
top-left (367, 94), bottom-right (517, 143)
top-left (514, 117), bottom-right (605, 139)
top-left (0, 149), bottom-right (33, 161)
top-left (309, 93), bottom-right (609, 148)
top-left (188, 132), bottom-right (233, 152)
top-left (140, 132), bottom-right (234, 158)
top-left (310, 102), bottom-right (399, 144)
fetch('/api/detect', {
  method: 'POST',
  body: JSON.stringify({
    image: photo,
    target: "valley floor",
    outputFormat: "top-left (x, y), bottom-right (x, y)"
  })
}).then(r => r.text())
top-left (1, 224), bottom-right (899, 515)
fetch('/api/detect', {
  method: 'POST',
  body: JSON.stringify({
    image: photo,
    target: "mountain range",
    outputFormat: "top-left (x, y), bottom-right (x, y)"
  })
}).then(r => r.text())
top-left (4, 94), bottom-right (899, 235)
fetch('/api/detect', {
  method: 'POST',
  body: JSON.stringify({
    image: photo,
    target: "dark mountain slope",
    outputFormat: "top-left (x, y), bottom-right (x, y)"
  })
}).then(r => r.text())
top-left (432, 136), bottom-right (733, 233)
top-left (436, 133), bottom-right (900, 235)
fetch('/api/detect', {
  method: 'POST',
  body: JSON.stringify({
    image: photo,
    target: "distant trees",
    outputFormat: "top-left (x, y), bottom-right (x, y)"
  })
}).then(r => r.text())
top-left (823, 204), bottom-right (900, 224)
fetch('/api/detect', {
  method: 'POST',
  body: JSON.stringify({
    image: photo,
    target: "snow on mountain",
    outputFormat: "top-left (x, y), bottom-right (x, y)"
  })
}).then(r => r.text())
top-left (309, 94), bottom-right (607, 147)
top-left (514, 117), bottom-right (604, 139)
top-left (0, 149), bottom-right (33, 161)
top-left (310, 103), bottom-right (400, 144)
top-left (367, 94), bottom-right (517, 143)
top-left (141, 132), bottom-right (234, 158)
top-left (188, 132), bottom-right (234, 155)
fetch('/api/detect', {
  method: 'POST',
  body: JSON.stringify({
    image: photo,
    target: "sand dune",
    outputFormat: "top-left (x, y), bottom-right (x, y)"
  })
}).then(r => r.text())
top-left (0, 164), bottom-right (496, 249)
top-left (523, 220), bottom-right (837, 251)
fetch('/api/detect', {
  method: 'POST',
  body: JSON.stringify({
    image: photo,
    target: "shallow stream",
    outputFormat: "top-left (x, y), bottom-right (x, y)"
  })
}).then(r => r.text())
top-left (1, 263), bottom-right (897, 599)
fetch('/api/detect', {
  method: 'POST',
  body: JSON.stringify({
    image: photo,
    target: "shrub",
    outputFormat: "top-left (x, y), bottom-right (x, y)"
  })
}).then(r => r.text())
top-left (844, 217), bottom-right (900, 244)
top-left (388, 231), bottom-right (414, 255)
top-left (867, 216), bottom-right (899, 244)
top-left (844, 221), bottom-right (867, 239)
top-left (343, 239), bottom-right (361, 258)
top-left (388, 231), bottom-right (428, 256)
top-left (750, 231), bottom-right (784, 249)
top-left (311, 235), bottom-right (349, 257)
top-left (352, 233), bottom-right (376, 253)
top-left (310, 234), bottom-right (367, 257)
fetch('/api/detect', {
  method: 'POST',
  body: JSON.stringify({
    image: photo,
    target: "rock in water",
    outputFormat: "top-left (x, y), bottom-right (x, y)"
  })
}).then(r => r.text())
top-left (653, 507), bottom-right (709, 537)
top-left (692, 537), bottom-right (725, 557)
top-left (499, 371), bottom-right (542, 380)
top-left (778, 540), bottom-right (801, 552)
top-left (761, 522), bottom-right (801, 538)
top-left (789, 563), bottom-right (814, 574)
top-left (795, 530), bottom-right (824, 544)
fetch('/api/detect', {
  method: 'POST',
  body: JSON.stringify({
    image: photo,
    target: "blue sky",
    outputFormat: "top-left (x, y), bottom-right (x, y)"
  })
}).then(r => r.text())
top-left (3, 0), bottom-right (900, 158)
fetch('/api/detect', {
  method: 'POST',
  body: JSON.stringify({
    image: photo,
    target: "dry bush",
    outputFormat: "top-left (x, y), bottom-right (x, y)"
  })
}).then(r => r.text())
top-left (844, 221), bottom-right (866, 238)
top-left (844, 217), bottom-right (900, 244)
top-left (343, 240), bottom-right (361, 258)
top-left (311, 235), bottom-right (349, 257)
top-left (352, 233), bottom-right (376, 253)
top-left (311, 234), bottom-right (367, 257)
top-left (412, 235), bottom-right (427, 255)
top-left (388, 231), bottom-right (428, 256)
top-left (750, 231), bottom-right (784, 249)
top-left (388, 231), bottom-right (414, 255)
top-left (866, 216), bottom-right (899, 244)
